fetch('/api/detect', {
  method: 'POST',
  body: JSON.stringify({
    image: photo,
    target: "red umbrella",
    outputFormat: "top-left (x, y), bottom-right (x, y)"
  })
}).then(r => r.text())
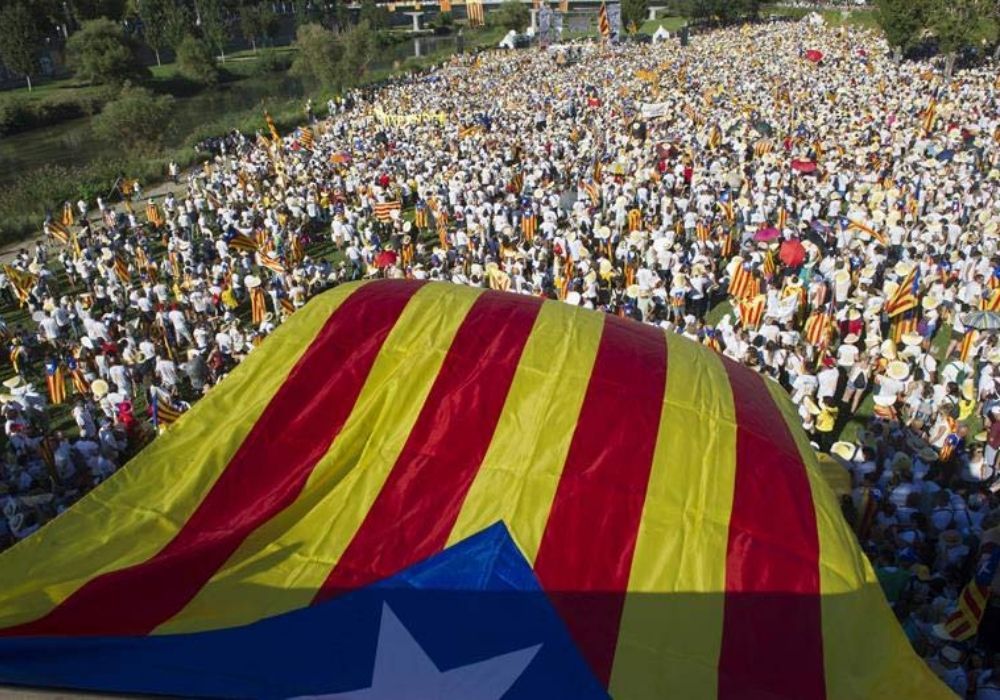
top-left (779, 239), bottom-right (806, 268)
top-left (791, 159), bottom-right (818, 174)
top-left (374, 250), bottom-right (398, 268)
top-left (805, 49), bottom-right (823, 63)
top-left (754, 227), bottom-right (781, 243)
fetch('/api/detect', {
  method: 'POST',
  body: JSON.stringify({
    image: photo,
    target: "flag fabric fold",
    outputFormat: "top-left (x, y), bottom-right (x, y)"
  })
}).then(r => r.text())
top-left (0, 281), bottom-right (951, 699)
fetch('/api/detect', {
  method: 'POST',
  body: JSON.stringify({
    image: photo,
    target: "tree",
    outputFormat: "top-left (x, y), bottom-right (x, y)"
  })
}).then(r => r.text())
top-left (66, 0), bottom-right (128, 23)
top-left (491, 0), bottom-right (529, 31)
top-left (176, 34), bottom-right (220, 84)
top-left (621, 0), bottom-right (647, 33)
top-left (163, 2), bottom-right (194, 51)
top-left (292, 0), bottom-right (318, 25)
top-left (928, 0), bottom-right (995, 77)
top-left (65, 17), bottom-right (149, 86)
top-left (91, 84), bottom-right (173, 152)
top-left (198, 0), bottom-right (231, 62)
top-left (289, 22), bottom-right (343, 89)
top-left (137, 0), bottom-right (172, 66)
top-left (239, 1), bottom-right (277, 52)
top-left (0, 3), bottom-right (41, 91)
top-left (358, 0), bottom-right (387, 29)
top-left (339, 21), bottom-right (377, 86)
top-left (875, 0), bottom-right (929, 58)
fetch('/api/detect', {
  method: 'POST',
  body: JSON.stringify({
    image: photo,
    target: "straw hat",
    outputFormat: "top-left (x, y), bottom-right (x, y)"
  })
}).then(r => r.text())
top-left (880, 339), bottom-right (897, 360)
top-left (244, 275), bottom-right (262, 289)
top-left (873, 393), bottom-right (897, 407)
top-left (91, 379), bottom-right (109, 398)
top-left (831, 441), bottom-right (857, 461)
top-left (893, 261), bottom-right (915, 277)
top-left (626, 284), bottom-right (641, 299)
top-left (901, 332), bottom-right (923, 347)
top-left (922, 295), bottom-right (941, 310)
top-left (2, 376), bottom-right (24, 390)
top-left (886, 360), bottom-right (910, 381)
top-left (843, 333), bottom-right (860, 344)
top-left (565, 291), bottom-right (582, 306)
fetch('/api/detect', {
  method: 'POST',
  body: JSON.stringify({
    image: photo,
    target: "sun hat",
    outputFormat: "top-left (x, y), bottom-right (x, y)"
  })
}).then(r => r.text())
top-left (831, 441), bottom-right (857, 461)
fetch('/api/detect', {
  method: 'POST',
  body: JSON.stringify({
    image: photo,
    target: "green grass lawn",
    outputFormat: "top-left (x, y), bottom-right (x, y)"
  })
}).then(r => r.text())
top-left (640, 16), bottom-right (688, 34)
top-left (767, 5), bottom-right (879, 30)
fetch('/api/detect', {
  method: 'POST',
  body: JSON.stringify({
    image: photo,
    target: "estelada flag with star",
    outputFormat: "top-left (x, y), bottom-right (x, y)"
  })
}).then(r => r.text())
top-left (0, 281), bottom-right (950, 698)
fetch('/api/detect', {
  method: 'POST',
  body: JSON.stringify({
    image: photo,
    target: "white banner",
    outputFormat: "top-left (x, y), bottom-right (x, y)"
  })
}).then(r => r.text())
top-left (606, 2), bottom-right (622, 41)
top-left (640, 102), bottom-right (670, 119)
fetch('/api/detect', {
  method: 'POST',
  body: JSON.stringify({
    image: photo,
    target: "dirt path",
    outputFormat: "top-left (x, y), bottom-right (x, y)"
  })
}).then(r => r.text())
top-left (0, 176), bottom-right (189, 264)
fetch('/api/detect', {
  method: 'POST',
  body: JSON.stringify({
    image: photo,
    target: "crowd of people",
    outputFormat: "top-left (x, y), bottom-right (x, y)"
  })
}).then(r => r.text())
top-left (0, 12), bottom-right (998, 693)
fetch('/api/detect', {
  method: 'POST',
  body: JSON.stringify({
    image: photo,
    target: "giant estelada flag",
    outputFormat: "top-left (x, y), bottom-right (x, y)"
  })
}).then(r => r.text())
top-left (0, 281), bottom-right (949, 698)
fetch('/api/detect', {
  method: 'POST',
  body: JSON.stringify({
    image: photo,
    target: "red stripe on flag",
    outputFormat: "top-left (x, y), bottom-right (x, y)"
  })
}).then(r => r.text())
top-left (314, 291), bottom-right (544, 601)
top-left (533, 317), bottom-right (667, 686)
top-left (718, 363), bottom-right (826, 700)
top-left (963, 585), bottom-right (985, 620)
top-left (2, 280), bottom-right (423, 637)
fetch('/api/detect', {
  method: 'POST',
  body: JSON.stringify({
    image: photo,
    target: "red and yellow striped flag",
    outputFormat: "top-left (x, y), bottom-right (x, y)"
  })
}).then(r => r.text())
top-left (61, 202), bottom-right (75, 228)
top-left (885, 269), bottom-right (919, 318)
top-left (45, 362), bottom-right (66, 406)
top-left (729, 263), bottom-right (758, 301)
top-left (739, 294), bottom-right (766, 330)
top-left (264, 110), bottom-right (281, 143)
top-left (597, 0), bottom-right (610, 39)
top-left (440, 0), bottom-right (452, 12)
top-left (959, 330), bottom-right (978, 363)
top-left (46, 221), bottom-right (71, 246)
top-left (373, 200), bottom-right (402, 223)
top-left (114, 255), bottom-right (130, 284)
top-left (0, 281), bottom-right (951, 699)
top-left (249, 286), bottom-right (267, 325)
top-left (921, 98), bottom-right (938, 135)
top-left (847, 219), bottom-right (887, 246)
top-left (146, 202), bottom-right (164, 228)
top-left (467, 0), bottom-right (485, 26)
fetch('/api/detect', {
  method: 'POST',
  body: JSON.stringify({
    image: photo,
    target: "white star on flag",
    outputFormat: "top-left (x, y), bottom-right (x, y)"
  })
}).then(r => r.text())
top-left (292, 603), bottom-right (542, 699)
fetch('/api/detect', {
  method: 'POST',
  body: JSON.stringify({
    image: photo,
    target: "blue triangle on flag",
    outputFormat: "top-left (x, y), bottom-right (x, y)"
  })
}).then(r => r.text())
top-left (0, 523), bottom-right (608, 699)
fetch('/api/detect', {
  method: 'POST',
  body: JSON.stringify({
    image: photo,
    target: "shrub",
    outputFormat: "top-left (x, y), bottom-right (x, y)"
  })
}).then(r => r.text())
top-left (65, 18), bottom-right (149, 86)
top-left (91, 85), bottom-right (174, 152)
top-left (0, 89), bottom-right (115, 136)
top-left (176, 35), bottom-right (220, 86)
top-left (290, 23), bottom-right (344, 89)
top-left (252, 49), bottom-right (291, 75)
top-left (489, 0), bottom-right (530, 31)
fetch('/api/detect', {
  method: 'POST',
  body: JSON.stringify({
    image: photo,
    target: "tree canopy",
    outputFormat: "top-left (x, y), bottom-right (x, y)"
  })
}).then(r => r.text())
top-left (0, 3), bottom-right (41, 90)
top-left (65, 17), bottom-right (149, 86)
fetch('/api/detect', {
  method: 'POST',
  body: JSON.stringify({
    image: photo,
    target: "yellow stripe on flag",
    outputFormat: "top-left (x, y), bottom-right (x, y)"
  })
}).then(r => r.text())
top-left (0, 285), bottom-right (362, 630)
top-left (157, 283), bottom-right (482, 633)
top-left (609, 333), bottom-right (738, 698)
top-left (760, 379), bottom-right (952, 699)
top-left (445, 302), bottom-right (604, 561)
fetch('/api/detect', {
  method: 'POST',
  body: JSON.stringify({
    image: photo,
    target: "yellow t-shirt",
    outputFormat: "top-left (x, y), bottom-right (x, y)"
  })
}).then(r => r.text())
top-left (817, 406), bottom-right (839, 433)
